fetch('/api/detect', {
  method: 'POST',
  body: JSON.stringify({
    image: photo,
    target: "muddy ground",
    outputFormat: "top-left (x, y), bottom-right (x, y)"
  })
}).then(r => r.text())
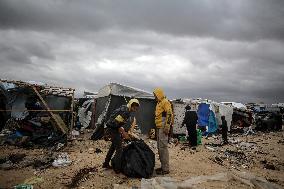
top-left (0, 131), bottom-right (283, 189)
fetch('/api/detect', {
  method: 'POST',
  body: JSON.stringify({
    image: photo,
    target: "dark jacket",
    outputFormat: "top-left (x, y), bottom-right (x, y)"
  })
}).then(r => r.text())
top-left (182, 110), bottom-right (198, 127)
top-left (221, 119), bottom-right (228, 131)
top-left (106, 105), bottom-right (132, 130)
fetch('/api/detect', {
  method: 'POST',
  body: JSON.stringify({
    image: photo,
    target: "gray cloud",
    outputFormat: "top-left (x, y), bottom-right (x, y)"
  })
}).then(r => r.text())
top-left (0, 1), bottom-right (283, 103)
top-left (0, 0), bottom-right (284, 41)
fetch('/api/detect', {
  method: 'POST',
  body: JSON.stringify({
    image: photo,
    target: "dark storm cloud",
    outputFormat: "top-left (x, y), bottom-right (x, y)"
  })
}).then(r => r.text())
top-left (0, 0), bottom-right (284, 41)
top-left (0, 0), bottom-right (283, 103)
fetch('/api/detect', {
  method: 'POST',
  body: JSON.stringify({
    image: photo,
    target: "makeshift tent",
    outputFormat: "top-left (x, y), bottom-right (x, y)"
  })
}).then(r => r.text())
top-left (93, 83), bottom-right (156, 136)
top-left (172, 99), bottom-right (198, 135)
top-left (221, 102), bottom-right (247, 110)
top-left (0, 79), bottom-right (75, 146)
top-left (172, 99), bottom-right (233, 135)
top-left (211, 102), bottom-right (233, 131)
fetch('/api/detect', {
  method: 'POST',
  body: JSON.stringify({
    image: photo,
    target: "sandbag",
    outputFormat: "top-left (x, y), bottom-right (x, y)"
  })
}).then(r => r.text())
top-left (111, 140), bottom-right (155, 178)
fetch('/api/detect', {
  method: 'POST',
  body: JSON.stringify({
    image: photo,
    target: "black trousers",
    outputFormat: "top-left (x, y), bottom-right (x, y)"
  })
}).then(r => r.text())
top-left (222, 128), bottom-right (228, 144)
top-left (186, 125), bottom-right (197, 147)
top-left (104, 130), bottom-right (122, 165)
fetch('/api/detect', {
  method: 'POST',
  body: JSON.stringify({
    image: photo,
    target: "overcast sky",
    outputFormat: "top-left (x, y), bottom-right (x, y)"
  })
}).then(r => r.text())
top-left (0, 0), bottom-right (284, 103)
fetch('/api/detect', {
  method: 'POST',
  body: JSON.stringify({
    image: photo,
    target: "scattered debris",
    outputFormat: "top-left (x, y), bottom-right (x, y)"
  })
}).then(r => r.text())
top-left (0, 79), bottom-right (75, 148)
top-left (0, 153), bottom-right (26, 170)
top-left (67, 166), bottom-right (97, 188)
top-left (9, 153), bottom-right (26, 164)
top-left (31, 155), bottom-right (55, 170)
top-left (205, 146), bottom-right (216, 152)
top-left (261, 160), bottom-right (280, 171)
top-left (14, 184), bottom-right (33, 189)
top-left (52, 153), bottom-right (72, 167)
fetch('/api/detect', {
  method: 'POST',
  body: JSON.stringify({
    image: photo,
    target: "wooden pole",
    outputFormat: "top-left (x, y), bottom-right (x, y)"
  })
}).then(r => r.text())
top-left (32, 86), bottom-right (68, 134)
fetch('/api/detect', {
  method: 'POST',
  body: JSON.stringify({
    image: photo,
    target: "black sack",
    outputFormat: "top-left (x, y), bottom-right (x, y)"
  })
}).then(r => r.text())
top-left (111, 140), bottom-right (155, 178)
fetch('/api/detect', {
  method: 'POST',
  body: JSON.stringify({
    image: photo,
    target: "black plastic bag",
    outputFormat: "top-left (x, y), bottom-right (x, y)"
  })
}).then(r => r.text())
top-left (111, 140), bottom-right (155, 178)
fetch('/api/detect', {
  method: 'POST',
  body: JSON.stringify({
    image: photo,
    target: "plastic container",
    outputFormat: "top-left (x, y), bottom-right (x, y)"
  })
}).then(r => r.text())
top-left (197, 129), bottom-right (202, 145)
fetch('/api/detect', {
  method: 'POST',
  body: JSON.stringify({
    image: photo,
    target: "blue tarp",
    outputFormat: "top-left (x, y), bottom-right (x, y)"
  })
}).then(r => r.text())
top-left (197, 103), bottom-right (218, 133)
top-left (197, 103), bottom-right (210, 127)
top-left (208, 110), bottom-right (218, 133)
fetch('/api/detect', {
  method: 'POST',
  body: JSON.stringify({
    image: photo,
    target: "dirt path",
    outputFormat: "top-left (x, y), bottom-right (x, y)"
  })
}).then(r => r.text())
top-left (0, 131), bottom-right (283, 189)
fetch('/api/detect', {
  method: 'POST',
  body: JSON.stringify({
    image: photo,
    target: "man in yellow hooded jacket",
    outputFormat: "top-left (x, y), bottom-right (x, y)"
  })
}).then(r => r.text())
top-left (153, 88), bottom-right (173, 175)
top-left (102, 98), bottom-right (140, 169)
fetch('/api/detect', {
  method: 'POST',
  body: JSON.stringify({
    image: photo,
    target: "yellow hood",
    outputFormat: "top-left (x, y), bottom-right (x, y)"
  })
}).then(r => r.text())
top-left (153, 88), bottom-right (165, 102)
top-left (127, 98), bottom-right (140, 109)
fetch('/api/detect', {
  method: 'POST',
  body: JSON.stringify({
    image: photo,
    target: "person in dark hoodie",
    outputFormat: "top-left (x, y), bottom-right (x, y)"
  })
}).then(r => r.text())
top-left (182, 105), bottom-right (198, 149)
top-left (102, 99), bottom-right (140, 169)
top-left (221, 115), bottom-right (228, 145)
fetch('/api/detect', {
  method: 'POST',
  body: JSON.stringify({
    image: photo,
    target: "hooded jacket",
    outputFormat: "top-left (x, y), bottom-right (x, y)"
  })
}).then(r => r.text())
top-left (153, 88), bottom-right (173, 129)
top-left (106, 99), bottom-right (139, 130)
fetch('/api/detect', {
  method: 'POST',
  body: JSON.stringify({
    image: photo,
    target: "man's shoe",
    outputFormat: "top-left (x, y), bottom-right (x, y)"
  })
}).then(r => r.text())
top-left (102, 163), bottom-right (111, 169)
top-left (156, 168), bottom-right (170, 175)
top-left (155, 168), bottom-right (163, 172)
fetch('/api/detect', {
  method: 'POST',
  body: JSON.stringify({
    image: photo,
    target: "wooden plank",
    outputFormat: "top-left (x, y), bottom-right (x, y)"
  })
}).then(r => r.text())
top-left (32, 86), bottom-right (68, 134)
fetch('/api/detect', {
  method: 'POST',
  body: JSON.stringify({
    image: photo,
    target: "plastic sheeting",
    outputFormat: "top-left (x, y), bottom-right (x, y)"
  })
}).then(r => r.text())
top-left (208, 110), bottom-right (218, 133)
top-left (97, 83), bottom-right (154, 99)
top-left (172, 101), bottom-right (188, 135)
top-left (94, 95), bottom-right (156, 135)
top-left (197, 103), bottom-right (210, 127)
top-left (141, 171), bottom-right (282, 189)
top-left (78, 99), bottom-right (93, 129)
top-left (218, 103), bottom-right (233, 131)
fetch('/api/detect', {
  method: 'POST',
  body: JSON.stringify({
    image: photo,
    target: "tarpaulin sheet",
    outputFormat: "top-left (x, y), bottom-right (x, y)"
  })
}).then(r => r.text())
top-left (97, 83), bottom-right (154, 99)
top-left (208, 110), bottom-right (218, 133)
top-left (197, 103), bottom-right (210, 127)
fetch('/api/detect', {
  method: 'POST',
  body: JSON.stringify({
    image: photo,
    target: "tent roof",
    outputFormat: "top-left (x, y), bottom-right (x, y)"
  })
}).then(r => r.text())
top-left (0, 79), bottom-right (75, 98)
top-left (97, 83), bottom-right (154, 99)
top-left (221, 102), bottom-right (247, 110)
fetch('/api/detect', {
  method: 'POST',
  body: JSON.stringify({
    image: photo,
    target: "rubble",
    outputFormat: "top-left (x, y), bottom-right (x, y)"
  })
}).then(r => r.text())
top-left (52, 153), bottom-right (72, 167)
top-left (67, 166), bottom-right (97, 188)
top-left (0, 80), bottom-right (75, 148)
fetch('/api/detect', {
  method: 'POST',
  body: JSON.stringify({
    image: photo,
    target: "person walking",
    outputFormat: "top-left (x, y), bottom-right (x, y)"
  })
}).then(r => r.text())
top-left (182, 105), bottom-right (198, 149)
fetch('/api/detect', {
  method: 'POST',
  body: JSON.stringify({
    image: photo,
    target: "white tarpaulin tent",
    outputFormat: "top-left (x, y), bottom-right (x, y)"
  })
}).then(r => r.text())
top-left (96, 83), bottom-right (154, 99)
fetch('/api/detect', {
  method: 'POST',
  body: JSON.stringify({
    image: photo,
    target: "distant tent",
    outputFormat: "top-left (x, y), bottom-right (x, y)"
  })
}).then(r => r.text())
top-left (92, 83), bottom-right (156, 140)
top-left (214, 103), bottom-right (233, 131)
top-left (172, 99), bottom-right (234, 135)
top-left (172, 99), bottom-right (199, 135)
